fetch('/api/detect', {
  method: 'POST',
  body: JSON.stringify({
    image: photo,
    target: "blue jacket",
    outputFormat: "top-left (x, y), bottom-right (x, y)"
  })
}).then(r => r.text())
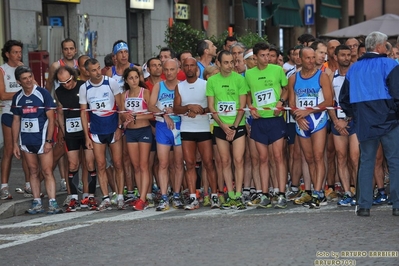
top-left (339, 53), bottom-right (399, 141)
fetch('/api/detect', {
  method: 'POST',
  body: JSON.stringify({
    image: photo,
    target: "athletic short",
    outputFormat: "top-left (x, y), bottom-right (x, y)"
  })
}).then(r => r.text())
top-left (326, 119), bottom-right (332, 134)
top-left (296, 111), bottom-right (328, 138)
top-left (1, 113), bottom-right (12, 127)
top-left (246, 115), bottom-right (253, 126)
top-left (213, 125), bottom-right (246, 142)
top-left (331, 119), bottom-right (356, 136)
top-left (125, 126), bottom-right (152, 143)
top-left (90, 132), bottom-right (118, 145)
top-left (20, 143), bottom-right (45, 154)
top-left (65, 137), bottom-right (88, 151)
top-left (286, 122), bottom-right (296, 145)
top-left (181, 131), bottom-right (212, 143)
top-left (251, 116), bottom-right (287, 145)
top-left (155, 121), bottom-right (181, 146)
top-left (212, 133), bottom-right (216, 145)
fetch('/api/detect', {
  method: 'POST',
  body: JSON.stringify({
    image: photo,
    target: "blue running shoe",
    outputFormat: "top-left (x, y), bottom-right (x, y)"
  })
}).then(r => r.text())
top-left (373, 192), bottom-right (388, 205)
top-left (27, 200), bottom-right (45, 214)
top-left (47, 200), bottom-right (62, 214)
top-left (337, 194), bottom-right (352, 207)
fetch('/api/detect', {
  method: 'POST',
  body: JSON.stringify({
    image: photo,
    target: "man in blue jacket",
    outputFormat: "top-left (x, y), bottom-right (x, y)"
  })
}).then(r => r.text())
top-left (340, 31), bottom-right (399, 217)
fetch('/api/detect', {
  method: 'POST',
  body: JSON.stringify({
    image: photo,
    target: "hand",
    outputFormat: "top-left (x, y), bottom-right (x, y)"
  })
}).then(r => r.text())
top-left (250, 108), bottom-right (260, 119)
top-left (222, 124), bottom-right (236, 141)
top-left (115, 128), bottom-right (123, 141)
top-left (43, 142), bottom-right (53, 154)
top-left (164, 107), bottom-right (173, 114)
top-left (293, 109), bottom-right (311, 120)
top-left (85, 138), bottom-right (93, 150)
top-left (13, 143), bottom-right (21, 159)
top-left (187, 110), bottom-right (197, 118)
top-left (334, 120), bottom-right (349, 136)
top-left (274, 101), bottom-right (283, 117)
top-left (187, 104), bottom-right (204, 115)
top-left (164, 115), bottom-right (175, 130)
top-left (296, 118), bottom-right (310, 131)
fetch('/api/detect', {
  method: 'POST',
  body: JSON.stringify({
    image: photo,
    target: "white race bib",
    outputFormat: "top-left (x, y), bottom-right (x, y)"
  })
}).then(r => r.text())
top-left (217, 101), bottom-right (236, 116)
top-left (90, 96), bottom-right (111, 115)
top-left (297, 96), bottom-right (317, 108)
top-left (161, 100), bottom-right (173, 109)
top-left (126, 97), bottom-right (143, 111)
top-left (255, 88), bottom-right (276, 106)
top-left (21, 118), bottom-right (39, 133)
top-left (66, 117), bottom-right (83, 133)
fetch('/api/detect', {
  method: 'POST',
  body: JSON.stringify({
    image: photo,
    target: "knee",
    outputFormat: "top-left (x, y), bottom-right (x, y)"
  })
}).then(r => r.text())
top-left (336, 152), bottom-right (347, 165)
top-left (233, 157), bottom-right (244, 167)
top-left (184, 160), bottom-right (195, 171)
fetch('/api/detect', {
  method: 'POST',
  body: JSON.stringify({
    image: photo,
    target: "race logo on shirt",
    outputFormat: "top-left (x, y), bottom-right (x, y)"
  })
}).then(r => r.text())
top-left (22, 107), bottom-right (38, 114)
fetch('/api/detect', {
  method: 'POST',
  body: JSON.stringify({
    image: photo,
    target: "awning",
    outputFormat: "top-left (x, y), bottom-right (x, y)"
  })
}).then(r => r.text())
top-left (320, 0), bottom-right (342, 19)
top-left (272, 0), bottom-right (303, 27)
top-left (242, 1), bottom-right (273, 21)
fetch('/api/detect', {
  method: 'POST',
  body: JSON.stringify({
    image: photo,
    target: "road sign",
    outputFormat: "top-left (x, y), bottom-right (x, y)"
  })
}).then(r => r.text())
top-left (304, 4), bottom-right (314, 25)
top-left (203, 5), bottom-right (208, 31)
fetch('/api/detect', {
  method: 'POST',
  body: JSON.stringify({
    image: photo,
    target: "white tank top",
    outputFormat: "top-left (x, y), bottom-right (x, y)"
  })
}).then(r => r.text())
top-left (178, 78), bottom-right (210, 132)
top-left (0, 63), bottom-right (22, 114)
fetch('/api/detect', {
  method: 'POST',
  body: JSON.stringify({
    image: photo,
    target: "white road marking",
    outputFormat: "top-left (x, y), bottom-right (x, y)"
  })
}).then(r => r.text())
top-left (0, 211), bottom-right (96, 229)
top-left (90, 208), bottom-right (178, 223)
top-left (0, 224), bottom-right (90, 250)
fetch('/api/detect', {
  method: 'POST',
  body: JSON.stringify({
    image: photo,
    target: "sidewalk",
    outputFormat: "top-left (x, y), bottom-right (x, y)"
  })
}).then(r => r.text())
top-left (0, 147), bottom-right (68, 219)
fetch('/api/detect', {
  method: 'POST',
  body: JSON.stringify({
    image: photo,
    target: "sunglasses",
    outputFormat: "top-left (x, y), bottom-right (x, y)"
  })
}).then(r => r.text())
top-left (59, 75), bottom-right (73, 85)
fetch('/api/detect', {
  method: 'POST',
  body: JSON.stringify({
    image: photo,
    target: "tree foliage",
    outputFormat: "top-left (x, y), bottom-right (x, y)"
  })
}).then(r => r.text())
top-left (163, 22), bottom-right (268, 56)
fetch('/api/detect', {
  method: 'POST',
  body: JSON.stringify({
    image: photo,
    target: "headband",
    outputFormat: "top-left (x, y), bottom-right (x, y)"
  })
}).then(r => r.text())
top-left (113, 42), bottom-right (129, 55)
top-left (244, 51), bottom-right (253, 60)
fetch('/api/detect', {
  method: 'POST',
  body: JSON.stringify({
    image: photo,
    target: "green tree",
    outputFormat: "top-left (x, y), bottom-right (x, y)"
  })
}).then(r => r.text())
top-left (163, 22), bottom-right (206, 56)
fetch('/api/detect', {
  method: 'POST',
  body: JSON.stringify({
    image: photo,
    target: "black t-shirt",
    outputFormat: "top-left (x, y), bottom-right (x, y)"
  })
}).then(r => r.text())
top-left (56, 80), bottom-right (85, 139)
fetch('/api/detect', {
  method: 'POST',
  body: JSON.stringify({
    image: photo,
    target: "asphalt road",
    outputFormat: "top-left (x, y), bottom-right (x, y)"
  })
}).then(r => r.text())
top-left (0, 202), bottom-right (398, 266)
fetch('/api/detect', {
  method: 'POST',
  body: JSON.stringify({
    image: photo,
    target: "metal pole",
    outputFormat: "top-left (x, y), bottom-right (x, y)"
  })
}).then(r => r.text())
top-left (258, 0), bottom-right (262, 37)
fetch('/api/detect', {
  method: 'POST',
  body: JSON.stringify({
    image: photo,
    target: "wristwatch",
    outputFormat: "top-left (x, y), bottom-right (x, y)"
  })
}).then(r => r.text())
top-left (279, 98), bottom-right (286, 104)
top-left (45, 139), bottom-right (53, 143)
top-left (344, 116), bottom-right (352, 122)
top-left (230, 126), bottom-right (237, 130)
top-left (118, 124), bottom-right (125, 130)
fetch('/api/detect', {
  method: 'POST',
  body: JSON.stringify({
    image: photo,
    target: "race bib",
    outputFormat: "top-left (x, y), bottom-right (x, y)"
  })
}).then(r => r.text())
top-left (90, 96), bottom-right (111, 115)
top-left (126, 97), bottom-right (142, 111)
top-left (66, 117), bottom-right (83, 133)
top-left (297, 96), bottom-right (317, 108)
top-left (161, 100), bottom-right (173, 109)
top-left (21, 118), bottom-right (39, 133)
top-left (217, 101), bottom-right (236, 116)
top-left (255, 88), bottom-right (276, 106)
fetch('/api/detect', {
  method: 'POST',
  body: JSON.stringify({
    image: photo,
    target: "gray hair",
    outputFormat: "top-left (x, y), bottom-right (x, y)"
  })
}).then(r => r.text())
top-left (230, 42), bottom-right (246, 53)
top-left (365, 31), bottom-right (387, 52)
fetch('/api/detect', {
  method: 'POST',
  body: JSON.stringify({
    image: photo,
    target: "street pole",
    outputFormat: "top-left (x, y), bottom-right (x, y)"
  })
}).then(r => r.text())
top-left (258, 0), bottom-right (262, 37)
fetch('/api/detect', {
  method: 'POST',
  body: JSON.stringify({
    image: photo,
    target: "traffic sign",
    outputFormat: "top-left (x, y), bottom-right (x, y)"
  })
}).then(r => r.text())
top-left (304, 4), bottom-right (314, 25)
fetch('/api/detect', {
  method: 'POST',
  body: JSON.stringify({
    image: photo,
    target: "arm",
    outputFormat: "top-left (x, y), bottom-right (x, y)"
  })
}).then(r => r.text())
top-left (274, 86), bottom-right (288, 117)
top-left (105, 67), bottom-right (112, 78)
top-left (173, 86), bottom-right (203, 117)
top-left (80, 103), bottom-right (93, 150)
top-left (0, 74), bottom-right (17, 101)
top-left (12, 114), bottom-right (21, 159)
top-left (246, 91), bottom-right (260, 119)
top-left (43, 110), bottom-right (55, 154)
top-left (232, 94), bottom-right (246, 128)
top-left (148, 83), bottom-right (162, 113)
top-left (327, 89), bottom-right (349, 136)
top-left (288, 74), bottom-right (309, 131)
top-left (53, 92), bottom-right (65, 137)
top-left (45, 62), bottom-right (58, 92)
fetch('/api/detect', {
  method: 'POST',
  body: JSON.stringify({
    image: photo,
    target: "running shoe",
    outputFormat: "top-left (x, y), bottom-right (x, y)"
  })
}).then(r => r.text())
top-left (235, 197), bottom-right (246, 210)
top-left (220, 197), bottom-right (237, 210)
top-left (286, 188), bottom-right (301, 201)
top-left (48, 200), bottom-right (63, 214)
top-left (66, 198), bottom-right (80, 212)
top-left (325, 188), bottom-right (338, 202)
top-left (88, 197), bottom-right (98, 210)
top-left (80, 197), bottom-right (89, 209)
top-left (203, 195), bottom-right (211, 207)
top-left (275, 194), bottom-right (288, 209)
top-left (373, 192), bottom-right (388, 205)
top-left (146, 196), bottom-right (155, 208)
top-left (337, 194), bottom-right (353, 207)
top-left (24, 187), bottom-right (33, 198)
top-left (247, 194), bottom-right (262, 207)
top-left (211, 195), bottom-right (220, 209)
top-left (257, 195), bottom-right (272, 209)
top-left (117, 198), bottom-right (126, 210)
top-left (294, 192), bottom-right (312, 205)
top-left (319, 196), bottom-right (328, 206)
top-left (60, 179), bottom-right (67, 192)
top-left (172, 197), bottom-right (184, 209)
top-left (97, 199), bottom-right (112, 211)
top-left (184, 197), bottom-right (199, 210)
top-left (63, 195), bottom-right (72, 207)
top-left (242, 193), bottom-right (252, 204)
top-left (26, 200), bottom-right (45, 214)
top-left (132, 199), bottom-right (146, 211)
top-left (303, 195), bottom-right (320, 209)
top-left (218, 194), bottom-right (226, 205)
top-left (0, 186), bottom-right (12, 200)
top-left (110, 192), bottom-right (118, 205)
top-left (156, 199), bottom-right (170, 211)
top-left (271, 194), bottom-right (278, 204)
